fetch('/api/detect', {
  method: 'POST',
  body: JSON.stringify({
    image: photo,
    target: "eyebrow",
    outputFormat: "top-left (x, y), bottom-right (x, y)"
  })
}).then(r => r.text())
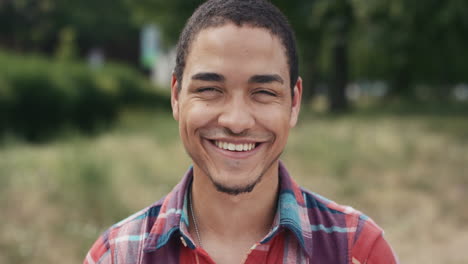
top-left (248, 74), bottom-right (284, 85)
top-left (191, 72), bottom-right (225, 82)
top-left (190, 72), bottom-right (284, 85)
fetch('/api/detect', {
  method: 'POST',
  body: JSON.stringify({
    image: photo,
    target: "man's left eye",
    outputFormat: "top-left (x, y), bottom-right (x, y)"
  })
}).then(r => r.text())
top-left (197, 87), bottom-right (219, 93)
top-left (255, 90), bottom-right (277, 96)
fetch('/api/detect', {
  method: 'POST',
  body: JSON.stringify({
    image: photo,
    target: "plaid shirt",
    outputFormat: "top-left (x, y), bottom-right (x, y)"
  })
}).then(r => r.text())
top-left (84, 162), bottom-right (398, 264)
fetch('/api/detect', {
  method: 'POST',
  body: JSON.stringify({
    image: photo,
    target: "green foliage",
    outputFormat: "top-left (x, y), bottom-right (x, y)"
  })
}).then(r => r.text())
top-left (349, 0), bottom-right (468, 91)
top-left (276, 0), bottom-right (468, 101)
top-left (0, 52), bottom-right (170, 142)
top-left (3, 0), bottom-right (468, 110)
top-left (126, 0), bottom-right (202, 47)
top-left (0, 0), bottom-right (139, 52)
top-left (54, 27), bottom-right (78, 61)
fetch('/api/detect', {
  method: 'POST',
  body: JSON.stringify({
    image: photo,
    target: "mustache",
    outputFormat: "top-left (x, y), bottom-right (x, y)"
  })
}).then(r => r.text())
top-left (200, 128), bottom-right (272, 140)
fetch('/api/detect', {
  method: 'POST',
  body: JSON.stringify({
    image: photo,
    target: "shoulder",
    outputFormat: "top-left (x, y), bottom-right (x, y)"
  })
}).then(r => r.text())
top-left (83, 198), bottom-right (165, 264)
top-left (112, 198), bottom-right (164, 233)
top-left (300, 188), bottom-right (399, 263)
top-left (299, 186), bottom-right (371, 224)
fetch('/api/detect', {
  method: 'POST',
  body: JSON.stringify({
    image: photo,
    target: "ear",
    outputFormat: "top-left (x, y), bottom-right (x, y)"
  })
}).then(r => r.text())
top-left (171, 74), bottom-right (180, 121)
top-left (289, 77), bottom-right (302, 128)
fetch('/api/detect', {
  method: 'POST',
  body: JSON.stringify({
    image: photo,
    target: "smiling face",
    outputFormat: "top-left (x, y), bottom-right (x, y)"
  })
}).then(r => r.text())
top-left (171, 24), bottom-right (302, 195)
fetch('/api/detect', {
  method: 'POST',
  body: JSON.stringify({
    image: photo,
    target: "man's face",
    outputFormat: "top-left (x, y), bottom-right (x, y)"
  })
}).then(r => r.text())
top-left (171, 24), bottom-right (302, 195)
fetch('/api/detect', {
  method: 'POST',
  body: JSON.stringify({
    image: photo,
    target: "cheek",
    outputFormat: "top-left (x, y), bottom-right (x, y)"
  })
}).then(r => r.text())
top-left (256, 106), bottom-right (291, 133)
top-left (180, 103), bottom-right (216, 130)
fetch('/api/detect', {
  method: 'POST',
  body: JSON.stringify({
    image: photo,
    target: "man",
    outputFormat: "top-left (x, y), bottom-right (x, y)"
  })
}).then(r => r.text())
top-left (85, 0), bottom-right (399, 263)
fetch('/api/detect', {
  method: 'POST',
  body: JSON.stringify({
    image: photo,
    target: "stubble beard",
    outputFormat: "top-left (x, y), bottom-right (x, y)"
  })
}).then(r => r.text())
top-left (192, 151), bottom-right (283, 196)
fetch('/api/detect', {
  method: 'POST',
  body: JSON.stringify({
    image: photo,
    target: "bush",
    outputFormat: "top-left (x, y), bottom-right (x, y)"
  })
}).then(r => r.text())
top-left (0, 52), bottom-right (170, 142)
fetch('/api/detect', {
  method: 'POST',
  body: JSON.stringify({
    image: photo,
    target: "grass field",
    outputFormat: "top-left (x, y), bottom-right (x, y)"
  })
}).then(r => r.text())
top-left (1, 107), bottom-right (467, 263)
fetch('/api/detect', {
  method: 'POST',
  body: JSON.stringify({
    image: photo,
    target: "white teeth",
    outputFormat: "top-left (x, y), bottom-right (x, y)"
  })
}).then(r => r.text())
top-left (214, 141), bottom-right (256, 152)
top-left (228, 143), bottom-right (235, 151)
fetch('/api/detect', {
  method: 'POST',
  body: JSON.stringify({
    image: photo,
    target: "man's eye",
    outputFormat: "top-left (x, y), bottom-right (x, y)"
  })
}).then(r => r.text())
top-left (197, 87), bottom-right (220, 93)
top-left (255, 90), bottom-right (277, 96)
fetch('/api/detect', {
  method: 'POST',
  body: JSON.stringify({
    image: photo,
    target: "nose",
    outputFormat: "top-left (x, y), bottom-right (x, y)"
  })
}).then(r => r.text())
top-left (217, 96), bottom-right (255, 134)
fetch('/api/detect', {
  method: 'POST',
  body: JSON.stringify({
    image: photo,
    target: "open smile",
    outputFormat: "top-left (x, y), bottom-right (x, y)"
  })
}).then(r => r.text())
top-left (212, 140), bottom-right (259, 152)
top-left (206, 139), bottom-right (263, 154)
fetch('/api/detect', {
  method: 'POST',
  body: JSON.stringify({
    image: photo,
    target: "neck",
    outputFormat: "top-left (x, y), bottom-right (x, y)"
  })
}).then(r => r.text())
top-left (190, 163), bottom-right (280, 245)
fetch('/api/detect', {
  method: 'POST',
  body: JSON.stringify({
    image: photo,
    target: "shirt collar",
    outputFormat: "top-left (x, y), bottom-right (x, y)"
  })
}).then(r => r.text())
top-left (143, 162), bottom-right (313, 257)
top-left (264, 161), bottom-right (314, 258)
top-left (143, 168), bottom-right (193, 252)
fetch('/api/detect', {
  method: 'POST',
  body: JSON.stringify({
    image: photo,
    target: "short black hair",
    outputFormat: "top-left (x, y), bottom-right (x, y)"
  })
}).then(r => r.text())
top-left (174, 0), bottom-right (299, 95)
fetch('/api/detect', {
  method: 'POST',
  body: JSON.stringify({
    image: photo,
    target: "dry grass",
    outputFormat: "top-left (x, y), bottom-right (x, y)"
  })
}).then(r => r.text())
top-left (1, 109), bottom-right (467, 263)
top-left (286, 113), bottom-right (468, 263)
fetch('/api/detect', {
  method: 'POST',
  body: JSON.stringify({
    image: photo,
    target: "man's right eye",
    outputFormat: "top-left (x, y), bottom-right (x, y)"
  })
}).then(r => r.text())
top-left (194, 87), bottom-right (223, 100)
top-left (196, 87), bottom-right (220, 93)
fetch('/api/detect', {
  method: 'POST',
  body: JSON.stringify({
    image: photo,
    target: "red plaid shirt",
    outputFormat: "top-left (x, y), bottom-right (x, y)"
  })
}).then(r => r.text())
top-left (85, 162), bottom-right (399, 263)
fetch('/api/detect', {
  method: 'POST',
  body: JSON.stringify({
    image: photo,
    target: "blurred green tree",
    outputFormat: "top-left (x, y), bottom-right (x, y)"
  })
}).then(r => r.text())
top-left (277, 0), bottom-right (468, 107)
top-left (274, 0), bottom-right (354, 112)
top-left (349, 0), bottom-right (468, 99)
top-left (125, 0), bottom-right (201, 48)
top-left (0, 0), bottom-right (140, 63)
top-left (2, 0), bottom-right (468, 109)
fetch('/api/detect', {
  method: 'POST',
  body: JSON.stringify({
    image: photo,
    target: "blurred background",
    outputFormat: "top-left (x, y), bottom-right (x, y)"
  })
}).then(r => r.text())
top-left (1, 0), bottom-right (467, 263)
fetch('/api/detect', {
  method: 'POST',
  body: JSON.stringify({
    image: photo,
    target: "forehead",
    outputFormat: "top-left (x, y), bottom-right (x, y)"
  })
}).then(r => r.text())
top-left (183, 24), bottom-right (289, 81)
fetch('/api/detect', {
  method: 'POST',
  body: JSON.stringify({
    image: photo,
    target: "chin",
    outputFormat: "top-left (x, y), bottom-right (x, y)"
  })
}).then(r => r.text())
top-left (207, 169), bottom-right (265, 196)
top-left (210, 177), bottom-right (261, 196)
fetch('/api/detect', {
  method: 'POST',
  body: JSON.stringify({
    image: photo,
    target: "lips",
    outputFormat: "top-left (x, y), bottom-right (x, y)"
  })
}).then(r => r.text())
top-left (213, 140), bottom-right (257, 152)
